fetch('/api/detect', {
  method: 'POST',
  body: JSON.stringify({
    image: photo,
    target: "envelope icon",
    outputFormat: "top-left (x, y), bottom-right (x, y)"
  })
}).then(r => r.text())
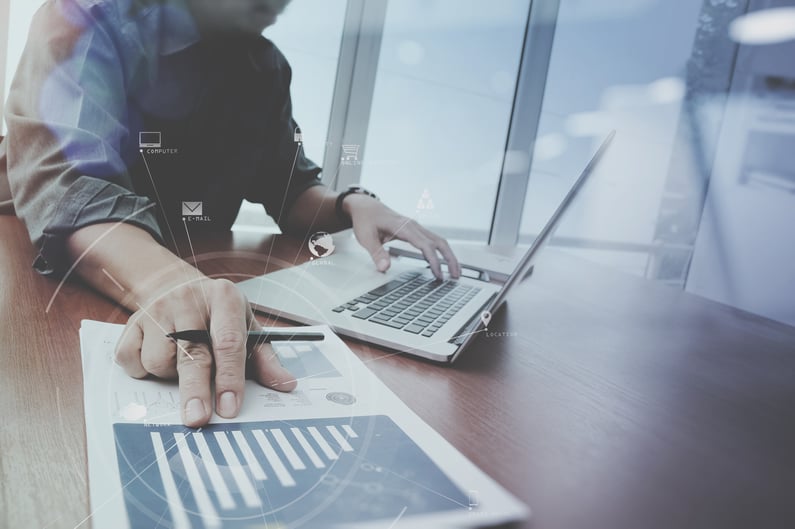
top-left (182, 201), bottom-right (203, 215)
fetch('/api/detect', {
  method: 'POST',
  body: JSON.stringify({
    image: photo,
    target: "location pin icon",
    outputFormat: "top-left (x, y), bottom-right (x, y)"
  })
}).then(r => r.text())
top-left (480, 310), bottom-right (492, 328)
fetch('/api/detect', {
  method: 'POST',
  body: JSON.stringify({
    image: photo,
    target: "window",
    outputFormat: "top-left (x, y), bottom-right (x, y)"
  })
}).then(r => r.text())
top-left (519, 0), bottom-right (704, 278)
top-left (359, 0), bottom-right (529, 241)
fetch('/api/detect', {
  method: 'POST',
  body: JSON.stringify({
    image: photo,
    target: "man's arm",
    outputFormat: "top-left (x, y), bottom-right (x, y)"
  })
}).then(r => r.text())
top-left (285, 184), bottom-right (462, 279)
top-left (66, 223), bottom-right (296, 427)
top-left (282, 183), bottom-right (348, 235)
top-left (5, 1), bottom-right (162, 275)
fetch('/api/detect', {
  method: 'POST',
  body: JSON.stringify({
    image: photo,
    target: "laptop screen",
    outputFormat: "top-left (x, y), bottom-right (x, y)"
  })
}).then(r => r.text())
top-left (451, 131), bottom-right (615, 356)
top-left (492, 131), bottom-right (615, 308)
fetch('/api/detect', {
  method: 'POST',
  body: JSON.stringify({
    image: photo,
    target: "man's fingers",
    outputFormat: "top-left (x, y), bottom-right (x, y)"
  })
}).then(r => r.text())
top-left (386, 219), bottom-right (445, 279)
top-left (423, 228), bottom-right (461, 278)
top-left (176, 339), bottom-right (213, 427)
top-left (413, 238), bottom-right (443, 279)
top-left (356, 225), bottom-right (391, 272)
top-left (171, 307), bottom-right (214, 427)
top-left (140, 320), bottom-right (178, 379)
top-left (115, 317), bottom-right (147, 378)
top-left (249, 342), bottom-right (297, 392)
top-left (208, 280), bottom-right (247, 418)
top-left (244, 313), bottom-right (297, 391)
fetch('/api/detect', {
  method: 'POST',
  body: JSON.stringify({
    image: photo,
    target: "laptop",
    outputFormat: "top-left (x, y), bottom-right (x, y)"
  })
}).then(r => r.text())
top-left (237, 131), bottom-right (614, 363)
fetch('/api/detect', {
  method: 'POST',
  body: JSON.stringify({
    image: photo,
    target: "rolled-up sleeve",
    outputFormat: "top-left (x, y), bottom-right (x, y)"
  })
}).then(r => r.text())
top-left (4, 0), bottom-right (162, 276)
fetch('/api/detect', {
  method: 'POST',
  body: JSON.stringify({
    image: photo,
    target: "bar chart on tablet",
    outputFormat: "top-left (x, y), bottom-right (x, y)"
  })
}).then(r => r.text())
top-left (113, 415), bottom-right (469, 529)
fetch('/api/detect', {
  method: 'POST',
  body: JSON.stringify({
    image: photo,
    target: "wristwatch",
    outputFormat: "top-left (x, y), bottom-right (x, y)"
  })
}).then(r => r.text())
top-left (335, 185), bottom-right (379, 224)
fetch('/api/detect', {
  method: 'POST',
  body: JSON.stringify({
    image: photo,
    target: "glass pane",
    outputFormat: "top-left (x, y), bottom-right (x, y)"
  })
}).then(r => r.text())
top-left (520, 0), bottom-right (795, 327)
top-left (360, 0), bottom-right (529, 241)
top-left (519, 0), bottom-right (703, 276)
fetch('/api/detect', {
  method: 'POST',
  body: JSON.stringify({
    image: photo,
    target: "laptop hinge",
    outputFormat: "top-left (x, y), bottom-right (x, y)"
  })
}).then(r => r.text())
top-left (448, 293), bottom-right (497, 346)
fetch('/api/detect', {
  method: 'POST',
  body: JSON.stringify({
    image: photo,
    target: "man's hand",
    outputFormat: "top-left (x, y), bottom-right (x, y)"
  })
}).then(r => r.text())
top-left (343, 193), bottom-right (462, 280)
top-left (66, 223), bottom-right (297, 427)
top-left (114, 277), bottom-right (297, 427)
top-left (285, 185), bottom-right (461, 279)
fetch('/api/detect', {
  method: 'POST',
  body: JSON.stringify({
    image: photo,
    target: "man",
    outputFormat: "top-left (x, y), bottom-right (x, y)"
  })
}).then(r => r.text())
top-left (0, 0), bottom-right (460, 427)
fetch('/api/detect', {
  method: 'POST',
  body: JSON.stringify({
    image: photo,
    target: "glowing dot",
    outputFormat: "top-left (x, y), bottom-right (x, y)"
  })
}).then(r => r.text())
top-left (533, 134), bottom-right (567, 161)
top-left (647, 77), bottom-right (685, 104)
top-left (729, 7), bottom-right (795, 45)
top-left (565, 111), bottom-right (612, 137)
top-left (120, 402), bottom-right (147, 421)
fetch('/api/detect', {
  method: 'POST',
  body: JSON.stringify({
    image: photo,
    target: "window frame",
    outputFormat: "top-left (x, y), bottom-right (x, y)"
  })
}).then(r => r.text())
top-left (322, 0), bottom-right (388, 190)
top-left (489, 0), bottom-right (560, 246)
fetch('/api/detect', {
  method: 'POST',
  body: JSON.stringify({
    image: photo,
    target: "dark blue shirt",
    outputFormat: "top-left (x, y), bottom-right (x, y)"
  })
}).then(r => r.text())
top-left (0, 0), bottom-right (322, 276)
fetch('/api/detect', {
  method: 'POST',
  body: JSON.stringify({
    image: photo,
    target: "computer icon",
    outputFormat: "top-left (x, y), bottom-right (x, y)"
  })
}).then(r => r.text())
top-left (139, 131), bottom-right (162, 148)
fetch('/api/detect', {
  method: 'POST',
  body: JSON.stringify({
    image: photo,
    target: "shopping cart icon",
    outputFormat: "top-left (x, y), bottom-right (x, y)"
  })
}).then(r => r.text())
top-left (341, 144), bottom-right (360, 163)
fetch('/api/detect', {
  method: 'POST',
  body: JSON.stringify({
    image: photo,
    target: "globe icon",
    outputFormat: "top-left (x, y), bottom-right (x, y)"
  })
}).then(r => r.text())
top-left (308, 232), bottom-right (335, 258)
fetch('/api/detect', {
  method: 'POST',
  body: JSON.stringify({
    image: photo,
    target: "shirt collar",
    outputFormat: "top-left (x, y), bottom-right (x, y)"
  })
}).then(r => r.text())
top-left (157, 0), bottom-right (201, 56)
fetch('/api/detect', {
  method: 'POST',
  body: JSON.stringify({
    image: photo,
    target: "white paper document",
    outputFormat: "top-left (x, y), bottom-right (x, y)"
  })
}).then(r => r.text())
top-left (80, 320), bottom-right (528, 528)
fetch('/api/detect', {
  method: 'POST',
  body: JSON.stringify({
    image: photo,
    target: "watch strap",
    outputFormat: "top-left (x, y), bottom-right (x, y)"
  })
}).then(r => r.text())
top-left (335, 186), bottom-right (379, 224)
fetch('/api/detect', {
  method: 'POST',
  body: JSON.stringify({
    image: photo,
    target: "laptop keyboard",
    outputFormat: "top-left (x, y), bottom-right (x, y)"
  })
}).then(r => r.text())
top-left (332, 271), bottom-right (481, 337)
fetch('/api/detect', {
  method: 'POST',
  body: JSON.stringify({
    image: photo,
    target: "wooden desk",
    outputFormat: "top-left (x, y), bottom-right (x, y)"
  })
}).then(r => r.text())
top-left (1, 215), bottom-right (794, 529)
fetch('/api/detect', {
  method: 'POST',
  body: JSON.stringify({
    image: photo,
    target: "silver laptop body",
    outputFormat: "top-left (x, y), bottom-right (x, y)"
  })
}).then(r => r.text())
top-left (237, 132), bottom-right (614, 362)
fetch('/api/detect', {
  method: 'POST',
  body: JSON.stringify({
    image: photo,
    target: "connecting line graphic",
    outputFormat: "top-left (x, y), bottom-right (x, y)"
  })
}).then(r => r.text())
top-left (387, 506), bottom-right (408, 529)
top-left (250, 142), bottom-right (303, 336)
top-left (382, 215), bottom-right (416, 245)
top-left (371, 456), bottom-right (469, 510)
top-left (139, 148), bottom-right (217, 337)
top-left (70, 426), bottom-right (194, 529)
top-left (139, 150), bottom-right (181, 255)
top-left (141, 150), bottom-right (208, 320)
top-left (181, 218), bottom-right (211, 314)
top-left (273, 140), bottom-right (304, 228)
top-left (101, 268), bottom-right (126, 292)
top-left (291, 161), bottom-right (341, 261)
top-left (135, 302), bottom-right (195, 361)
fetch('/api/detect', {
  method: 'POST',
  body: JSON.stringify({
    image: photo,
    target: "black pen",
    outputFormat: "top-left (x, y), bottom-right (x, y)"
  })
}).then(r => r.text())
top-left (166, 330), bottom-right (325, 344)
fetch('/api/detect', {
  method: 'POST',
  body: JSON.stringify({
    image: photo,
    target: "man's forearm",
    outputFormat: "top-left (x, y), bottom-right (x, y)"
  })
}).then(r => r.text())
top-left (65, 223), bottom-right (205, 311)
top-left (284, 185), bottom-right (349, 235)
